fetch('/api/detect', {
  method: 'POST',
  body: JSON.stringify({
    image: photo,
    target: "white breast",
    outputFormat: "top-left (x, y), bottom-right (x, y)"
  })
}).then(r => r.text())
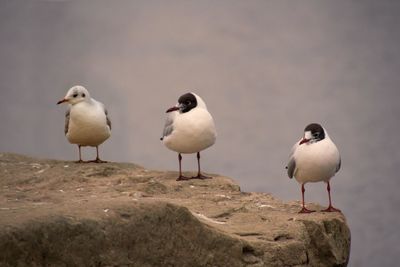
top-left (293, 138), bottom-right (340, 184)
top-left (66, 101), bottom-right (111, 146)
top-left (163, 108), bottom-right (216, 154)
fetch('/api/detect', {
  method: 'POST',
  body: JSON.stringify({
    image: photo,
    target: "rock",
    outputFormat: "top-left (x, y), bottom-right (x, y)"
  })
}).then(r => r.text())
top-left (0, 153), bottom-right (350, 266)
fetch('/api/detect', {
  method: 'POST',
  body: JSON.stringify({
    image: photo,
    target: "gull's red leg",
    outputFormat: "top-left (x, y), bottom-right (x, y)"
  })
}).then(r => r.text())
top-left (176, 153), bottom-right (190, 181)
top-left (299, 183), bottom-right (315, 213)
top-left (191, 152), bottom-right (212, 180)
top-left (322, 181), bottom-right (341, 212)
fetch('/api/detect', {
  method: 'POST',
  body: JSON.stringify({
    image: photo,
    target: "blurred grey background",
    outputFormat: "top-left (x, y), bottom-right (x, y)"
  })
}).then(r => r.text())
top-left (1, 1), bottom-right (399, 266)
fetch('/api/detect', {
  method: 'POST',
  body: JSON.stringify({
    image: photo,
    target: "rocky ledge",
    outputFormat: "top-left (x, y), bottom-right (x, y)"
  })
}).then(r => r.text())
top-left (0, 153), bottom-right (350, 266)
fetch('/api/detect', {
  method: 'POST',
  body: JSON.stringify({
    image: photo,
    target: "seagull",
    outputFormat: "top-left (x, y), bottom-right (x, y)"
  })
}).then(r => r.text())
top-left (57, 85), bottom-right (111, 163)
top-left (286, 123), bottom-right (341, 213)
top-left (161, 92), bottom-right (217, 181)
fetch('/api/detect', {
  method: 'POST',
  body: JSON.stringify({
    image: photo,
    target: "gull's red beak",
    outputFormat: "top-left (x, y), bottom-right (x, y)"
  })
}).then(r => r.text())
top-left (166, 106), bottom-right (179, 113)
top-left (299, 138), bottom-right (310, 145)
top-left (57, 99), bottom-right (67, 105)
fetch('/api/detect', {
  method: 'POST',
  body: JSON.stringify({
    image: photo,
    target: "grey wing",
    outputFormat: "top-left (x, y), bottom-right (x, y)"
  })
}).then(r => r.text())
top-left (286, 157), bottom-right (296, 179)
top-left (336, 155), bottom-right (341, 173)
top-left (64, 108), bottom-right (70, 135)
top-left (105, 108), bottom-right (111, 130)
top-left (285, 141), bottom-right (299, 178)
top-left (100, 102), bottom-right (111, 130)
top-left (161, 115), bottom-right (174, 140)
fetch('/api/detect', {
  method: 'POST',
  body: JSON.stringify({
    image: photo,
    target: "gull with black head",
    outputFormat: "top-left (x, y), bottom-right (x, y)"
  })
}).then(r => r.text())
top-left (57, 85), bottom-right (111, 163)
top-left (161, 92), bottom-right (217, 181)
top-left (286, 123), bottom-right (341, 213)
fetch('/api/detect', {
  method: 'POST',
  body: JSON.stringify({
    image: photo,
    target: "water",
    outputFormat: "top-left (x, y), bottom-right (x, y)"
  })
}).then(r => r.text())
top-left (1, 1), bottom-right (400, 266)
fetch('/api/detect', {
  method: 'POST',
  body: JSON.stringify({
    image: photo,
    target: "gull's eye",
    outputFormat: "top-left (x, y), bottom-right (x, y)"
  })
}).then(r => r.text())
top-left (82, 93), bottom-right (86, 97)
top-left (186, 101), bottom-right (191, 105)
top-left (73, 93), bottom-right (78, 98)
top-left (313, 132), bottom-right (320, 138)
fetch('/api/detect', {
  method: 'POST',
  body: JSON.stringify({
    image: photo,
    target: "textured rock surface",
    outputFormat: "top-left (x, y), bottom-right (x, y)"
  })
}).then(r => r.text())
top-left (0, 153), bottom-right (350, 266)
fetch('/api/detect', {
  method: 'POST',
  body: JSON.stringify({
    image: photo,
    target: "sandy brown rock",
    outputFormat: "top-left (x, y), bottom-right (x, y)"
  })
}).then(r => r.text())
top-left (0, 153), bottom-right (350, 266)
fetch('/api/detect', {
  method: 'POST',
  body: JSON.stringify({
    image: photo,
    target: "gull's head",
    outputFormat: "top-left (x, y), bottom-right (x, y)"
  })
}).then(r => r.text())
top-left (57, 85), bottom-right (90, 105)
top-left (166, 92), bottom-right (204, 114)
top-left (299, 123), bottom-right (326, 145)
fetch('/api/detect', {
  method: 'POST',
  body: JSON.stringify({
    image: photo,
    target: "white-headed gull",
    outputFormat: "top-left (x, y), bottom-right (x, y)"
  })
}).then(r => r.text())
top-left (57, 85), bottom-right (111, 163)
